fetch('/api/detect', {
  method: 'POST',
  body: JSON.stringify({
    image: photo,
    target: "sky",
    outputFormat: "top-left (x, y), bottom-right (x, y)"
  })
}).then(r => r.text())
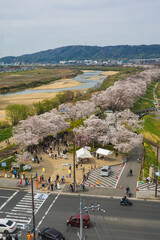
top-left (0, 0), bottom-right (160, 57)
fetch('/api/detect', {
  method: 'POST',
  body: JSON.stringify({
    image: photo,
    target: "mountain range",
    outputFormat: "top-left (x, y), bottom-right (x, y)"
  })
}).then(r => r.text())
top-left (1, 44), bottom-right (160, 64)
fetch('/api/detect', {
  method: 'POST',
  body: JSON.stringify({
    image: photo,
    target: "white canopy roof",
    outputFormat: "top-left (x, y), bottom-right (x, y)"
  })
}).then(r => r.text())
top-left (76, 148), bottom-right (92, 159)
top-left (96, 148), bottom-right (112, 156)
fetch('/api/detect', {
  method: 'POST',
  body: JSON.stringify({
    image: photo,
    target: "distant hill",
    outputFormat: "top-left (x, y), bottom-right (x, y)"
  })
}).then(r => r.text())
top-left (1, 44), bottom-right (160, 64)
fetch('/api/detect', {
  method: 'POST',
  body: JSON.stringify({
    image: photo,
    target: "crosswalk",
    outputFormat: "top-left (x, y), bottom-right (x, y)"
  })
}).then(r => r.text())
top-left (5, 192), bottom-right (49, 230)
top-left (137, 181), bottom-right (160, 191)
top-left (84, 164), bottom-right (123, 188)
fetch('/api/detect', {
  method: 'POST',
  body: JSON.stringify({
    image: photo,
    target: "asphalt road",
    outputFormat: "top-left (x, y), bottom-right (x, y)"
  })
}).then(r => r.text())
top-left (0, 190), bottom-right (160, 240)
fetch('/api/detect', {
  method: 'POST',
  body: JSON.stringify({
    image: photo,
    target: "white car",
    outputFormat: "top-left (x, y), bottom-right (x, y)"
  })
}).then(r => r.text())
top-left (0, 219), bottom-right (17, 234)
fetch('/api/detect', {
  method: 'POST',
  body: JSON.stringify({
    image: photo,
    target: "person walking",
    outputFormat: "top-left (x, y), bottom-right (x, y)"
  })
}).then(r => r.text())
top-left (48, 176), bottom-right (51, 184)
top-left (51, 182), bottom-right (54, 191)
top-left (0, 233), bottom-right (3, 240)
top-left (14, 234), bottom-right (19, 240)
top-left (27, 232), bottom-right (33, 240)
top-left (6, 234), bottom-right (12, 240)
top-left (56, 174), bottom-right (59, 181)
top-left (82, 183), bottom-right (85, 192)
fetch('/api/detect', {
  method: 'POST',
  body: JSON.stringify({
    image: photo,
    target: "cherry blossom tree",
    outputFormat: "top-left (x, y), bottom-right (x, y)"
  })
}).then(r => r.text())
top-left (12, 109), bottom-right (69, 148)
top-left (90, 67), bottom-right (160, 111)
top-left (73, 110), bottom-right (143, 153)
top-left (58, 100), bottom-right (98, 121)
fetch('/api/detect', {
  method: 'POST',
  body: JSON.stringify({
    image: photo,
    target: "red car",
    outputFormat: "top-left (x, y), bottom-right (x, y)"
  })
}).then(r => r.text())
top-left (67, 214), bottom-right (90, 228)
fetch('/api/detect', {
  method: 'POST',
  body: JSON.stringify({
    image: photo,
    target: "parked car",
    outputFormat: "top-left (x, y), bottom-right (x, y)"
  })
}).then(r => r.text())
top-left (0, 219), bottom-right (17, 234)
top-left (67, 214), bottom-right (90, 228)
top-left (38, 227), bottom-right (65, 240)
top-left (101, 166), bottom-right (111, 177)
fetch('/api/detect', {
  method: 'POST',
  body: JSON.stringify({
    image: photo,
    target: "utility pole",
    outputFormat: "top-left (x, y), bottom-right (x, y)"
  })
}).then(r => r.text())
top-left (73, 137), bottom-right (76, 192)
top-left (31, 176), bottom-right (36, 240)
top-left (155, 142), bottom-right (159, 197)
top-left (78, 195), bottom-right (105, 240)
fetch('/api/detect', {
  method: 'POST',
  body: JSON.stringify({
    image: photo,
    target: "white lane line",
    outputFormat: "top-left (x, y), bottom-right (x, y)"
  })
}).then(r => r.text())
top-left (0, 196), bottom-right (9, 199)
top-left (115, 163), bottom-right (126, 188)
top-left (0, 191), bottom-right (19, 211)
top-left (36, 194), bottom-right (59, 231)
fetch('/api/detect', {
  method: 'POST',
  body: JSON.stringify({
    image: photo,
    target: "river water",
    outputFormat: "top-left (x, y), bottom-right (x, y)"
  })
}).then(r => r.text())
top-left (0, 70), bottom-right (106, 97)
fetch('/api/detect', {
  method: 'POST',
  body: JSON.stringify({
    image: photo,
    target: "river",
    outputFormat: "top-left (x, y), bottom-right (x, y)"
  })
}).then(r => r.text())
top-left (0, 70), bottom-right (106, 97)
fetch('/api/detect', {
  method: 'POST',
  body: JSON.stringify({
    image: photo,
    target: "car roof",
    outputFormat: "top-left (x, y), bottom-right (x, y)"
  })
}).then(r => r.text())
top-left (101, 166), bottom-right (110, 169)
top-left (0, 219), bottom-right (13, 224)
top-left (74, 214), bottom-right (90, 220)
top-left (45, 228), bottom-right (63, 236)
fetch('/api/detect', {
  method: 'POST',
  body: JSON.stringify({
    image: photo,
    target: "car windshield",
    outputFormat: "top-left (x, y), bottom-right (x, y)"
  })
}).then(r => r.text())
top-left (6, 220), bottom-right (13, 226)
top-left (102, 169), bottom-right (108, 172)
top-left (70, 216), bottom-right (74, 220)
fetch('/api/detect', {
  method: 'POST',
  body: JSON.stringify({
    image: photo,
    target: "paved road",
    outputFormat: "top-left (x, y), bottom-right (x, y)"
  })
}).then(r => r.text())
top-left (0, 190), bottom-right (160, 240)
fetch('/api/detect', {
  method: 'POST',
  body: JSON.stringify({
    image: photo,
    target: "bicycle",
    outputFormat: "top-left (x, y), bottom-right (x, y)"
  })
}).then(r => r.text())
top-left (127, 171), bottom-right (133, 177)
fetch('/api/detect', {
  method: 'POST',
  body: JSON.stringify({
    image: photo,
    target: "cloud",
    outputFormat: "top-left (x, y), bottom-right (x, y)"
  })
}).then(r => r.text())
top-left (0, 0), bottom-right (160, 57)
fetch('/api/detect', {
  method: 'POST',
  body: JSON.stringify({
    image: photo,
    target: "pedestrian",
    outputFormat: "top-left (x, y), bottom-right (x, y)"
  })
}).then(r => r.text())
top-left (27, 232), bottom-right (33, 240)
top-left (25, 177), bottom-right (28, 186)
top-left (48, 176), bottom-right (51, 184)
top-left (19, 179), bottom-right (22, 187)
top-left (22, 172), bottom-right (25, 179)
top-left (56, 174), bottom-right (59, 181)
top-left (51, 183), bottom-right (54, 191)
top-left (14, 169), bottom-right (17, 178)
top-left (42, 181), bottom-right (45, 188)
top-left (70, 184), bottom-right (73, 192)
top-left (0, 233), bottom-right (3, 240)
top-left (14, 234), bottom-right (19, 240)
top-left (6, 234), bottom-right (12, 240)
top-left (35, 172), bottom-right (38, 179)
top-left (55, 153), bottom-right (57, 159)
top-left (82, 183), bottom-right (85, 192)
top-left (37, 158), bottom-right (39, 164)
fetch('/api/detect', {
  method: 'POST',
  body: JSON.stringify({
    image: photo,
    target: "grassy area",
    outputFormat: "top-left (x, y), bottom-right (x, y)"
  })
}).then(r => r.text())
top-left (140, 115), bottom-right (160, 144)
top-left (0, 67), bottom-right (81, 94)
top-left (139, 141), bottom-right (157, 180)
top-left (0, 127), bottom-right (12, 142)
top-left (131, 81), bottom-right (157, 112)
top-left (155, 81), bottom-right (160, 99)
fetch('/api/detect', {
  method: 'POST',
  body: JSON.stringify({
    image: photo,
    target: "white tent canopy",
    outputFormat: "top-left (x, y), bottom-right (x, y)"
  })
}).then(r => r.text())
top-left (96, 148), bottom-right (112, 156)
top-left (76, 148), bottom-right (92, 159)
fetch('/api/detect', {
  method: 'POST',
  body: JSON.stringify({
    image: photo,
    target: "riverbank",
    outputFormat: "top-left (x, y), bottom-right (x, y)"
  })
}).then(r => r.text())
top-left (0, 70), bottom-right (118, 120)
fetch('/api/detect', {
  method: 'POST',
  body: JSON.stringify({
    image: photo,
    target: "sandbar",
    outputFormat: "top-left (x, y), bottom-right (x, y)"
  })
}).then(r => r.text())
top-left (33, 79), bottom-right (81, 90)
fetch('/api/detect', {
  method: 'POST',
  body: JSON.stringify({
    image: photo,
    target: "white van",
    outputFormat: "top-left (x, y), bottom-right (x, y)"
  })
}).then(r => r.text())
top-left (101, 166), bottom-right (111, 177)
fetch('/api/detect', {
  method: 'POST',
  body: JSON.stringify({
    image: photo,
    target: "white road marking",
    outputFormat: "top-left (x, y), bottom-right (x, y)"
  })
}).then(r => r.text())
top-left (115, 162), bottom-right (126, 188)
top-left (0, 191), bottom-right (19, 211)
top-left (0, 196), bottom-right (9, 199)
top-left (36, 194), bottom-right (59, 231)
top-left (5, 212), bottom-right (31, 216)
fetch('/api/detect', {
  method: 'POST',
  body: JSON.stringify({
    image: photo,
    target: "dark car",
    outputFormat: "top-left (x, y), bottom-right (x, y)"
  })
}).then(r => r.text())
top-left (38, 227), bottom-right (65, 240)
top-left (67, 214), bottom-right (90, 229)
